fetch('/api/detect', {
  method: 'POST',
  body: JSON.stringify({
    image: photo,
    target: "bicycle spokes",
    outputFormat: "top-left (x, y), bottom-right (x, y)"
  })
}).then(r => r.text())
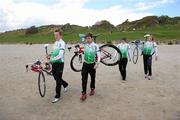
top-left (71, 53), bottom-right (84, 72)
top-left (100, 44), bottom-right (121, 66)
top-left (38, 72), bottom-right (46, 97)
top-left (79, 54), bottom-right (82, 63)
top-left (101, 49), bottom-right (113, 60)
top-left (133, 47), bottom-right (139, 64)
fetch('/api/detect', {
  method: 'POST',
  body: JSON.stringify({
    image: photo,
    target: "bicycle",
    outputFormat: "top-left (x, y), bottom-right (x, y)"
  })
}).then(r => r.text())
top-left (131, 40), bottom-right (144, 64)
top-left (25, 44), bottom-right (52, 97)
top-left (68, 34), bottom-right (122, 72)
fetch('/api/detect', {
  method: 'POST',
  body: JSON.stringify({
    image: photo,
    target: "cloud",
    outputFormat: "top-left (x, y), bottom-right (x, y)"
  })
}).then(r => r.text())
top-left (0, 0), bottom-right (153, 32)
top-left (135, 0), bottom-right (176, 10)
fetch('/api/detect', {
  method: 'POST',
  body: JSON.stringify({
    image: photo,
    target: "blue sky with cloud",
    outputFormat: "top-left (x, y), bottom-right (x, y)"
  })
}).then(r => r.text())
top-left (0, 0), bottom-right (179, 32)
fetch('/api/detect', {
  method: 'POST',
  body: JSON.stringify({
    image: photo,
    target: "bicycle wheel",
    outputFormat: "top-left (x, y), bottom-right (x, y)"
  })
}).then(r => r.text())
top-left (100, 44), bottom-right (121, 66)
top-left (38, 72), bottom-right (46, 97)
top-left (70, 53), bottom-right (83, 72)
top-left (133, 47), bottom-right (139, 64)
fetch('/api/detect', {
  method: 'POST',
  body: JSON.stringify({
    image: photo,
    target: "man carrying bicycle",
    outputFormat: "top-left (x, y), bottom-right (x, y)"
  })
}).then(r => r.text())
top-left (80, 33), bottom-right (101, 101)
top-left (49, 29), bottom-right (69, 103)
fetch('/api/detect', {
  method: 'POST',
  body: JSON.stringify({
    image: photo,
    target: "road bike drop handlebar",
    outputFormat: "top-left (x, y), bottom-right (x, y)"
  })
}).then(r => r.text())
top-left (25, 44), bottom-right (52, 74)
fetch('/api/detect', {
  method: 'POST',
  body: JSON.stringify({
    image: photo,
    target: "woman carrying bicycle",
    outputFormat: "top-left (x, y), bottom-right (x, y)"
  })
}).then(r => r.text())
top-left (80, 33), bottom-right (101, 101)
top-left (117, 37), bottom-right (131, 81)
top-left (142, 35), bottom-right (158, 80)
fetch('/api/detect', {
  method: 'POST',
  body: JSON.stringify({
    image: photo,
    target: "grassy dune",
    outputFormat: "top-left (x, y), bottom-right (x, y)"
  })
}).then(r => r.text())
top-left (0, 23), bottom-right (180, 44)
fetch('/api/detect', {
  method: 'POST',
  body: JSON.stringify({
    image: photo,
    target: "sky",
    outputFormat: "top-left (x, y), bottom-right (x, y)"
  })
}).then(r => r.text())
top-left (0, 0), bottom-right (179, 32)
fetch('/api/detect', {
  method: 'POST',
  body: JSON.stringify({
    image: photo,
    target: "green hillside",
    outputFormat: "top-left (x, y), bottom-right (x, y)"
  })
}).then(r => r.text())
top-left (0, 16), bottom-right (180, 44)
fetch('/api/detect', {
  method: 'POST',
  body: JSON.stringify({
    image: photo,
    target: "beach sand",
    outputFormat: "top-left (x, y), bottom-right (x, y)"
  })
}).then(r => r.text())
top-left (0, 44), bottom-right (180, 120)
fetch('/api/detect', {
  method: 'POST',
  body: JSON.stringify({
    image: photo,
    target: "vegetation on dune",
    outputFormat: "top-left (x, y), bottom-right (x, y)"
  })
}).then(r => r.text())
top-left (0, 15), bottom-right (180, 44)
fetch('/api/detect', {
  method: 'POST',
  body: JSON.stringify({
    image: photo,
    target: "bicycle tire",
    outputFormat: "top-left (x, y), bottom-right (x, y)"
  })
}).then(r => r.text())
top-left (70, 54), bottom-right (83, 72)
top-left (38, 72), bottom-right (46, 97)
top-left (133, 47), bottom-right (139, 64)
top-left (100, 44), bottom-right (121, 66)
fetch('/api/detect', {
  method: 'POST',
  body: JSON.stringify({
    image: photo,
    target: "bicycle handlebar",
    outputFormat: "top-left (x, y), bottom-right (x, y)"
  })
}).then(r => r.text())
top-left (67, 44), bottom-right (80, 51)
top-left (93, 34), bottom-right (100, 39)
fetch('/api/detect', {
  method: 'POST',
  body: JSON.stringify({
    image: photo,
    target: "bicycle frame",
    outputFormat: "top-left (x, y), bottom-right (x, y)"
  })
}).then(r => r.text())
top-left (134, 41), bottom-right (143, 51)
top-left (26, 60), bottom-right (52, 75)
top-left (100, 48), bottom-right (113, 60)
top-left (69, 40), bottom-right (119, 63)
top-left (134, 40), bottom-right (155, 56)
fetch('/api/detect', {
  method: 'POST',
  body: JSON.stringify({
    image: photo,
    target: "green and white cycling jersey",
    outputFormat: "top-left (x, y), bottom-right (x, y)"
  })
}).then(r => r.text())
top-left (84, 42), bottom-right (101, 64)
top-left (117, 43), bottom-right (131, 59)
top-left (50, 39), bottom-right (65, 63)
top-left (143, 41), bottom-right (158, 56)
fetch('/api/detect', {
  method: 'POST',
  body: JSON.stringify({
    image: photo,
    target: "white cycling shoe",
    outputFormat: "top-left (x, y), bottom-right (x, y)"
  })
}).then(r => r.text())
top-left (64, 86), bottom-right (68, 92)
top-left (52, 98), bottom-right (60, 103)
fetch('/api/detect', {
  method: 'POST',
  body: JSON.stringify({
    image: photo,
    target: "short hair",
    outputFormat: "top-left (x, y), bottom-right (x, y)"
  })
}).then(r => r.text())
top-left (54, 29), bottom-right (62, 35)
top-left (121, 37), bottom-right (127, 41)
top-left (85, 33), bottom-right (93, 38)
